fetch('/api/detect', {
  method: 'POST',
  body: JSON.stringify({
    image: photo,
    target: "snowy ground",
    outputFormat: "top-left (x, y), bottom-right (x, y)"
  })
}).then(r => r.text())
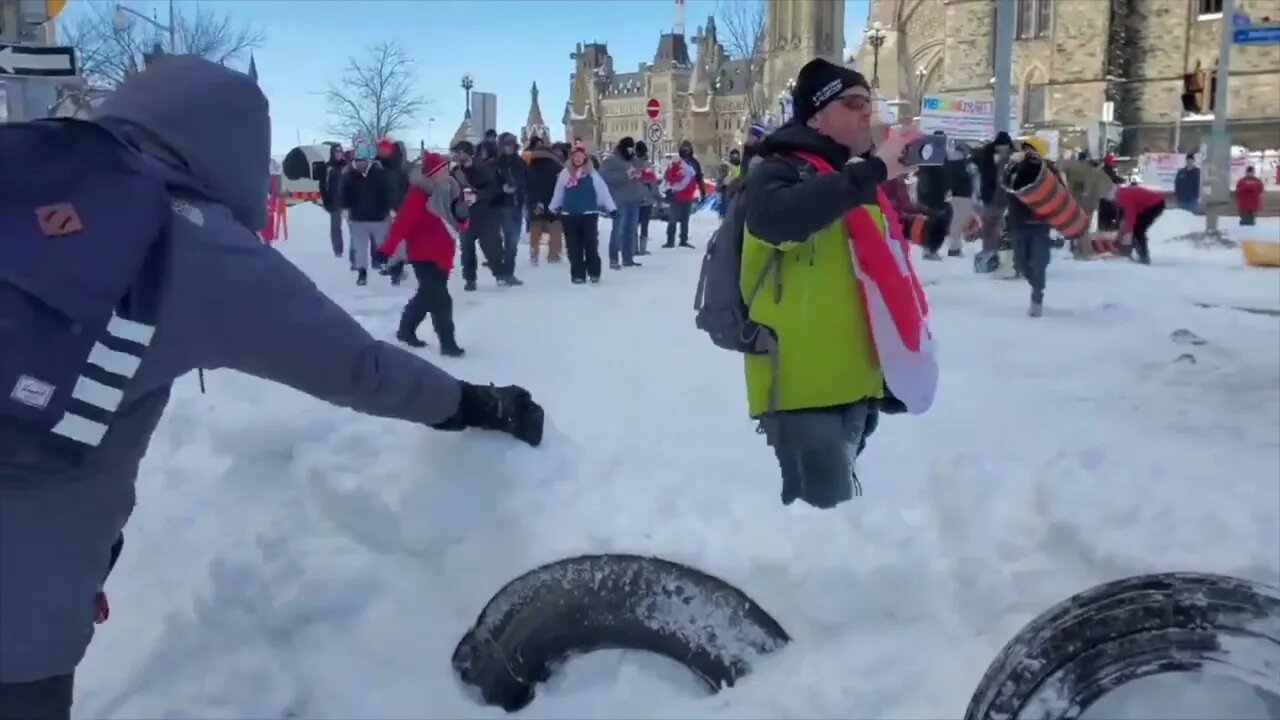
top-left (76, 205), bottom-right (1280, 719)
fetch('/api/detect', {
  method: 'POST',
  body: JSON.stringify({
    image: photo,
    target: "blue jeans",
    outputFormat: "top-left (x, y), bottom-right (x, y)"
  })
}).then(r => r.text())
top-left (761, 402), bottom-right (879, 509)
top-left (499, 205), bottom-right (523, 274)
top-left (609, 203), bottom-right (640, 265)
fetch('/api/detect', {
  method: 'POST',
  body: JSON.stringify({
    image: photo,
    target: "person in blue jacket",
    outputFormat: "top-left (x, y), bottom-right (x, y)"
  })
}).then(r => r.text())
top-left (0, 55), bottom-right (544, 720)
top-left (1173, 154), bottom-right (1201, 212)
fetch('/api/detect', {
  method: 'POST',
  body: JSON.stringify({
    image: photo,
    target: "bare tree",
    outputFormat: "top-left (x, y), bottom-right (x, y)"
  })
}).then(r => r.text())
top-left (59, 3), bottom-right (263, 89)
top-left (717, 0), bottom-right (767, 120)
top-left (324, 42), bottom-right (427, 143)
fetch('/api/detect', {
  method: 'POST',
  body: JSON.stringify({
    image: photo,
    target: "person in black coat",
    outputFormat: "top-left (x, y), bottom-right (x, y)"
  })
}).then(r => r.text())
top-left (341, 145), bottom-right (393, 286)
top-left (970, 131), bottom-right (1013, 257)
top-left (524, 138), bottom-right (565, 264)
top-left (451, 140), bottom-right (521, 289)
top-left (494, 132), bottom-right (528, 275)
top-left (318, 144), bottom-right (347, 259)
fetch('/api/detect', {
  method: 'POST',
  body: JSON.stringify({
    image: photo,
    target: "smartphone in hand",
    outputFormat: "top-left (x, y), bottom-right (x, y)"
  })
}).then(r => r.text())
top-left (904, 134), bottom-right (947, 167)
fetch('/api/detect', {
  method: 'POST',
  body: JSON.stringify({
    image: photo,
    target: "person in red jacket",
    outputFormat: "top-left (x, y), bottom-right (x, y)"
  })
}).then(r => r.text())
top-left (1106, 183), bottom-right (1165, 265)
top-left (1235, 166), bottom-right (1266, 226)
top-left (662, 149), bottom-right (701, 248)
top-left (381, 151), bottom-right (472, 355)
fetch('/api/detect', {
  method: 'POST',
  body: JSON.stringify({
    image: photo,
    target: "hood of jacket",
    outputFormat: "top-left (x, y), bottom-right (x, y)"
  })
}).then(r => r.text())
top-left (92, 55), bottom-right (270, 231)
top-left (760, 121), bottom-right (853, 169)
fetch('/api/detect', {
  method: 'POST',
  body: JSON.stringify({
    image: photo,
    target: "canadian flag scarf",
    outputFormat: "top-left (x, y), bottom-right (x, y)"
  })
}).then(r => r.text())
top-left (793, 152), bottom-right (938, 414)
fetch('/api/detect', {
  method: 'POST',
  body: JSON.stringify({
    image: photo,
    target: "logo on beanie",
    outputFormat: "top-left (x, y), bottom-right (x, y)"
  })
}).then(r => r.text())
top-left (812, 79), bottom-right (844, 107)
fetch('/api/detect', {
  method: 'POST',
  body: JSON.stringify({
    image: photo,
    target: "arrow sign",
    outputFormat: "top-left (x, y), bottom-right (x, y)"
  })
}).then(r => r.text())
top-left (0, 44), bottom-right (78, 78)
top-left (1233, 24), bottom-right (1280, 44)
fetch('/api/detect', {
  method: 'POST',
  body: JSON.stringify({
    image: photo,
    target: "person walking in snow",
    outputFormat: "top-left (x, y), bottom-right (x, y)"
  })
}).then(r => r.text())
top-left (376, 139), bottom-right (412, 283)
top-left (740, 58), bottom-right (929, 509)
top-left (0, 56), bottom-right (545, 720)
top-left (599, 136), bottom-right (645, 269)
top-left (634, 140), bottom-right (660, 256)
top-left (342, 144), bottom-right (394, 286)
top-left (319, 143), bottom-right (347, 259)
top-left (1174, 154), bottom-right (1201, 213)
top-left (549, 144), bottom-right (617, 284)
top-left (525, 138), bottom-right (565, 264)
top-left (1235, 165), bottom-right (1265, 226)
top-left (494, 132), bottom-right (528, 276)
top-left (1002, 136), bottom-right (1059, 317)
top-left (381, 152), bottom-right (469, 356)
top-left (451, 140), bottom-right (522, 290)
top-left (970, 131), bottom-right (1014, 267)
top-left (662, 142), bottom-right (701, 248)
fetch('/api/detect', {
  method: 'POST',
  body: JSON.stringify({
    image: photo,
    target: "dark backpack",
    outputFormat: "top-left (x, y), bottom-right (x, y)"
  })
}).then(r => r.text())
top-left (693, 156), bottom-right (818, 355)
top-left (0, 119), bottom-right (172, 470)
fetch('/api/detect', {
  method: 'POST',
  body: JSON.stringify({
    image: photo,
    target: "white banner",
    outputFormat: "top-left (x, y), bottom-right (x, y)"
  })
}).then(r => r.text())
top-left (1137, 151), bottom-right (1280, 192)
top-left (919, 95), bottom-right (1021, 141)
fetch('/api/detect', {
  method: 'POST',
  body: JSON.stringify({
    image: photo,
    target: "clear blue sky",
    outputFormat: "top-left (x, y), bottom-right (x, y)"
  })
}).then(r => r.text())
top-left (62, 0), bottom-right (868, 153)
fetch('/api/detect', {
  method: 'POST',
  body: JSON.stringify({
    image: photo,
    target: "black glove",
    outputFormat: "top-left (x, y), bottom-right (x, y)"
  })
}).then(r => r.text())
top-left (432, 382), bottom-right (544, 447)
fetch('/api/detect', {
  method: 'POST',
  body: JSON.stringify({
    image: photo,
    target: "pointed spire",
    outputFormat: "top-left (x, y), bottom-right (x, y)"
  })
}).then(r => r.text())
top-left (247, 52), bottom-right (259, 83)
top-left (522, 80), bottom-right (548, 145)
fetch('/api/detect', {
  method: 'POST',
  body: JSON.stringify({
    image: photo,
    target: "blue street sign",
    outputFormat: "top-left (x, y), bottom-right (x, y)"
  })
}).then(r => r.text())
top-left (1232, 11), bottom-right (1251, 27)
top-left (1234, 24), bottom-right (1280, 44)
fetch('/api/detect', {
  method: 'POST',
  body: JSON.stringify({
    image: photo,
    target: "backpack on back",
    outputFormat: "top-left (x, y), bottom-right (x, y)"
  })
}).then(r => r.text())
top-left (0, 119), bottom-right (172, 470)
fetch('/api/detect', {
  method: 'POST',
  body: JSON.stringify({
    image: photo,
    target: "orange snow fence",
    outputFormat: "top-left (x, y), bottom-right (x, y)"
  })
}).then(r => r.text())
top-left (1002, 159), bottom-right (1091, 240)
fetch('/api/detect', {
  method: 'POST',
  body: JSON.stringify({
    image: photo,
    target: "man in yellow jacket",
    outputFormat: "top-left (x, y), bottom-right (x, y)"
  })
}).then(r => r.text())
top-left (741, 58), bottom-right (919, 509)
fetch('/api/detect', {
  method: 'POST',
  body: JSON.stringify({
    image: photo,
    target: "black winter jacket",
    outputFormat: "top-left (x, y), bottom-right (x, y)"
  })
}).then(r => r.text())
top-left (493, 154), bottom-right (528, 208)
top-left (915, 164), bottom-right (950, 210)
top-left (524, 149), bottom-right (563, 218)
top-left (320, 159), bottom-right (346, 212)
top-left (970, 142), bottom-right (1006, 205)
top-left (945, 158), bottom-right (974, 200)
top-left (453, 160), bottom-right (502, 224)
top-left (341, 165), bottom-right (393, 222)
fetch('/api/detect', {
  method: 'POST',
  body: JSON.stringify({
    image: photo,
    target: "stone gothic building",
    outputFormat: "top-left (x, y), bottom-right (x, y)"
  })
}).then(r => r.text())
top-left (854, 0), bottom-right (1280, 154)
top-left (563, 0), bottom-right (845, 161)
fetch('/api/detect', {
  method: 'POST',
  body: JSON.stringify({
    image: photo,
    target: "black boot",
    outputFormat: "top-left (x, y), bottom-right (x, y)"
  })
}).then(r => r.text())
top-left (396, 329), bottom-right (427, 348)
top-left (431, 382), bottom-right (544, 447)
top-left (439, 338), bottom-right (465, 357)
top-left (356, 269), bottom-right (368, 286)
top-left (464, 280), bottom-right (477, 292)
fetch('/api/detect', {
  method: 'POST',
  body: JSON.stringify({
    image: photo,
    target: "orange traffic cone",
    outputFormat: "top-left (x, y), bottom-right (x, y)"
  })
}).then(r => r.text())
top-left (1002, 159), bottom-right (1091, 239)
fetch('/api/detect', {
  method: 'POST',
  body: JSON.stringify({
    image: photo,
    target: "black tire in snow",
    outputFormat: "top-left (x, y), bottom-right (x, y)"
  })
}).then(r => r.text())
top-left (964, 572), bottom-right (1280, 720)
top-left (451, 553), bottom-right (790, 712)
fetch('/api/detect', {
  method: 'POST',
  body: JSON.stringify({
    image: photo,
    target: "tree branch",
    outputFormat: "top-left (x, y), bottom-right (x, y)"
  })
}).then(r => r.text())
top-left (716, 0), bottom-right (767, 120)
top-left (59, 2), bottom-right (263, 89)
top-left (323, 41), bottom-right (429, 143)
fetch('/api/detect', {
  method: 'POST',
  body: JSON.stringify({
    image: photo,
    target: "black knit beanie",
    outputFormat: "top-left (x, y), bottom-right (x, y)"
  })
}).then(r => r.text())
top-left (791, 58), bottom-right (871, 124)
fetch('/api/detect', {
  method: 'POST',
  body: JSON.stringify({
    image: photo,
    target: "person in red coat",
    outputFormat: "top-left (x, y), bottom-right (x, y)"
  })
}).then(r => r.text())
top-left (1106, 183), bottom-right (1165, 265)
top-left (1235, 166), bottom-right (1265, 226)
top-left (381, 151), bottom-right (472, 355)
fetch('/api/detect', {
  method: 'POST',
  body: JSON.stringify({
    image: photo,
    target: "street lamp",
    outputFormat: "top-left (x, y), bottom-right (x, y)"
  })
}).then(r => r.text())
top-left (916, 67), bottom-right (927, 114)
top-left (113, 1), bottom-right (176, 55)
top-left (865, 21), bottom-right (887, 89)
top-left (460, 72), bottom-right (475, 119)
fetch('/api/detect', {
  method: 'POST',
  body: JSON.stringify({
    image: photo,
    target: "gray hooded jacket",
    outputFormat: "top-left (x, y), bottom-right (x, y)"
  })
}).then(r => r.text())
top-left (598, 151), bottom-right (646, 207)
top-left (0, 56), bottom-right (462, 683)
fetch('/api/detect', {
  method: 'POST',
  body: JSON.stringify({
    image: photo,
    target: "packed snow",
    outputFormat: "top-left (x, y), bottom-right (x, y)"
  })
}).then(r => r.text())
top-left (75, 205), bottom-right (1280, 718)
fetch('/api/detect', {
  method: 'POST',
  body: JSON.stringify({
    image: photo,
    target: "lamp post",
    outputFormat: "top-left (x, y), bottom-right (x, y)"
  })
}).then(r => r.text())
top-left (460, 72), bottom-right (475, 119)
top-left (916, 67), bottom-right (927, 115)
top-left (113, 1), bottom-right (176, 55)
top-left (865, 22), bottom-right (887, 89)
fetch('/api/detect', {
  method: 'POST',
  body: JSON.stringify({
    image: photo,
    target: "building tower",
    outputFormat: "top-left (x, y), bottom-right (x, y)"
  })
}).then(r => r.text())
top-left (761, 0), bottom-right (845, 107)
top-left (521, 82), bottom-right (550, 145)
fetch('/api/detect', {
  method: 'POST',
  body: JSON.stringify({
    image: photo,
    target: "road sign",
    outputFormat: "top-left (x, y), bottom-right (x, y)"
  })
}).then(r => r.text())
top-left (0, 44), bottom-right (77, 78)
top-left (646, 98), bottom-right (661, 120)
top-left (1232, 11), bottom-right (1252, 27)
top-left (645, 120), bottom-right (664, 144)
top-left (1233, 24), bottom-right (1280, 44)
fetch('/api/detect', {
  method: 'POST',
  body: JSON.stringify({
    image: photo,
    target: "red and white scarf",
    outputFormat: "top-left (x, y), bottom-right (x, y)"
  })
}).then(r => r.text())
top-left (794, 152), bottom-right (938, 414)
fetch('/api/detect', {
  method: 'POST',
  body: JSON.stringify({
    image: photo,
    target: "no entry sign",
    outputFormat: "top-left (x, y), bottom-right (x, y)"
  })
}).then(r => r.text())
top-left (646, 98), bottom-right (661, 120)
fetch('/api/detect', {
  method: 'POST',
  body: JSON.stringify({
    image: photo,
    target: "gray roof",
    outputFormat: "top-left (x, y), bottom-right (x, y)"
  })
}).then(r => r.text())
top-left (710, 58), bottom-right (752, 94)
top-left (605, 71), bottom-right (645, 97)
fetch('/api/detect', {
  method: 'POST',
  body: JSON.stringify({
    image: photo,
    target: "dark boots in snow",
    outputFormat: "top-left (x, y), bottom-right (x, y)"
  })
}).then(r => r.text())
top-left (356, 269), bottom-right (368, 286)
top-left (431, 382), bottom-right (544, 447)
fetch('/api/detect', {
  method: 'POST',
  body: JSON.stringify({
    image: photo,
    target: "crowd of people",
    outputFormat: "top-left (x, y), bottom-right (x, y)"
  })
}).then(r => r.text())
top-left (315, 129), bottom-right (714, 350)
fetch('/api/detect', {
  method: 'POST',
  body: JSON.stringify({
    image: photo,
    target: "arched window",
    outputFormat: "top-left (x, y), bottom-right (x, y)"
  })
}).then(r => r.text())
top-left (1022, 68), bottom-right (1048, 123)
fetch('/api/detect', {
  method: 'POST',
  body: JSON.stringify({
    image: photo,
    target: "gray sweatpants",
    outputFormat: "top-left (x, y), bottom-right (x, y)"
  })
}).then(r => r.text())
top-left (1012, 223), bottom-right (1052, 304)
top-left (979, 202), bottom-right (1006, 253)
top-left (347, 220), bottom-right (389, 270)
top-left (760, 401), bottom-right (879, 509)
